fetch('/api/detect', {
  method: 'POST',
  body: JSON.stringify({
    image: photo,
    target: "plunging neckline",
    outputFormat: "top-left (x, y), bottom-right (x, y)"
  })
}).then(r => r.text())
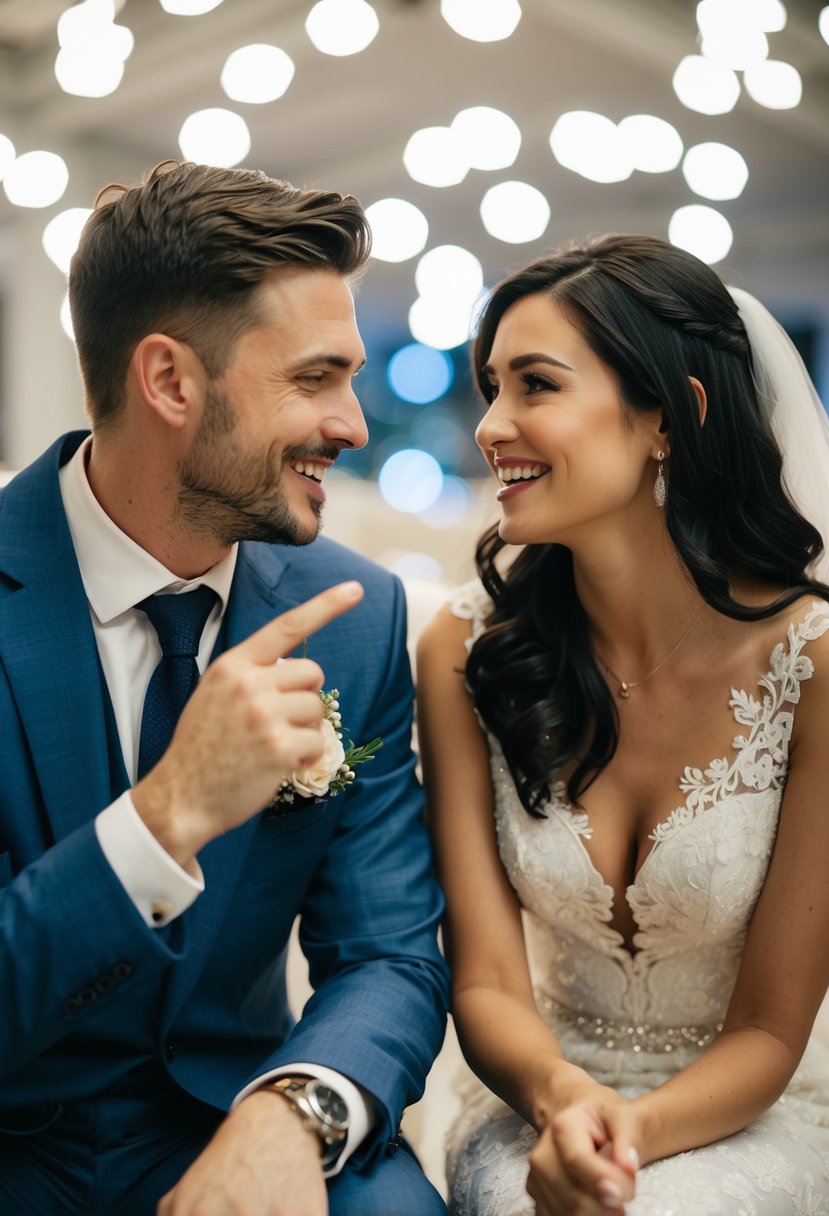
top-left (540, 598), bottom-right (829, 956)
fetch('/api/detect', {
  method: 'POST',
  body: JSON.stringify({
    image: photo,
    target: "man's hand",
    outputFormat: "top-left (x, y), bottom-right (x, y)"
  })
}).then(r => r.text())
top-left (133, 580), bottom-right (364, 868)
top-left (157, 1089), bottom-right (328, 1216)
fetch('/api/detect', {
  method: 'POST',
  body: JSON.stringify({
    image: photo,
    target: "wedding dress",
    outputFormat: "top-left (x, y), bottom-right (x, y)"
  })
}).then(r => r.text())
top-left (446, 582), bottom-right (829, 1216)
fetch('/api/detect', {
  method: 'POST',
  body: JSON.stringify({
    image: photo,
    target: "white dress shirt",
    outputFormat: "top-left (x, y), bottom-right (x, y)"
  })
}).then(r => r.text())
top-left (57, 436), bottom-right (371, 1174)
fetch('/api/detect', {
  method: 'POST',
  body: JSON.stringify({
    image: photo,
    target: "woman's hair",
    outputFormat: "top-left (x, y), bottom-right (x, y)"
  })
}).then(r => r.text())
top-left (466, 233), bottom-right (828, 817)
top-left (69, 160), bottom-right (371, 429)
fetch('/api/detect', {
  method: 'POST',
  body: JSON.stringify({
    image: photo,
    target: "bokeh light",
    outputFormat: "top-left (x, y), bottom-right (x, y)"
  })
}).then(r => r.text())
top-left (480, 180), bottom-right (550, 244)
top-left (682, 142), bottom-right (749, 201)
top-left (57, 1), bottom-right (116, 47)
top-left (408, 296), bottom-right (475, 351)
top-left (3, 151), bottom-right (69, 208)
top-left (451, 106), bottom-right (521, 171)
top-left (440, 0), bottom-right (521, 42)
top-left (178, 108), bottom-right (251, 167)
top-left (743, 59), bottom-right (802, 109)
top-left (669, 204), bottom-right (734, 265)
top-left (700, 28), bottom-right (768, 70)
top-left (0, 134), bottom-right (15, 181)
top-left (617, 115), bottom-right (683, 173)
top-left (403, 126), bottom-right (467, 188)
top-left (387, 344), bottom-right (454, 404)
top-left (672, 55), bottom-right (740, 114)
top-left (221, 44), bottom-right (295, 103)
top-left (415, 244), bottom-right (483, 302)
top-left (378, 449), bottom-right (444, 513)
top-left (549, 111), bottom-right (632, 183)
top-left (159, 0), bottom-right (225, 13)
top-left (366, 198), bottom-right (429, 263)
top-left (696, 0), bottom-right (786, 36)
top-left (42, 207), bottom-right (93, 273)
top-left (305, 0), bottom-right (379, 56)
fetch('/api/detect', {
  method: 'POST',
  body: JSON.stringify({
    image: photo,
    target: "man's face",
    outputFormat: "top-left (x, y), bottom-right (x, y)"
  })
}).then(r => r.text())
top-left (177, 266), bottom-right (368, 547)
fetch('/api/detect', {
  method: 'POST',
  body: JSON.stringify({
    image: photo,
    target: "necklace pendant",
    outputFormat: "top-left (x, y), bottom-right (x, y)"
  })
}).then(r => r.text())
top-left (619, 682), bottom-right (631, 699)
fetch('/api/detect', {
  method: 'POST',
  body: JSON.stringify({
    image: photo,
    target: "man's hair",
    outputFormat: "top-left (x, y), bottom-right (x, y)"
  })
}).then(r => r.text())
top-left (68, 160), bottom-right (371, 428)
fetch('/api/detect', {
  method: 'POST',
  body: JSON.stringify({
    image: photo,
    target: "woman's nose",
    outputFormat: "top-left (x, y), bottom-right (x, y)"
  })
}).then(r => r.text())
top-left (475, 397), bottom-right (519, 453)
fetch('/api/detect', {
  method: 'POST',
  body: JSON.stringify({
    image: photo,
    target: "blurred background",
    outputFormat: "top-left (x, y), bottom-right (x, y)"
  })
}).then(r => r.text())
top-left (0, 0), bottom-right (827, 586)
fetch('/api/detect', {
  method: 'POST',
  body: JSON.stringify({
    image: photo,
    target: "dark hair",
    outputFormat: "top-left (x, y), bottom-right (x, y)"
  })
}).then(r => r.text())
top-left (466, 234), bottom-right (828, 817)
top-left (68, 160), bottom-right (371, 428)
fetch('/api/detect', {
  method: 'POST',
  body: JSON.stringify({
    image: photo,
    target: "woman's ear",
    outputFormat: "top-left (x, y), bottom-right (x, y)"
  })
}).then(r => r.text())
top-left (689, 376), bottom-right (708, 427)
top-left (130, 334), bottom-right (206, 430)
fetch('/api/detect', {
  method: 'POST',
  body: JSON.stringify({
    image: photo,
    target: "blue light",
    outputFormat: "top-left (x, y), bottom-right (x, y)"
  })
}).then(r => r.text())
top-left (387, 343), bottom-right (454, 404)
top-left (378, 449), bottom-right (444, 513)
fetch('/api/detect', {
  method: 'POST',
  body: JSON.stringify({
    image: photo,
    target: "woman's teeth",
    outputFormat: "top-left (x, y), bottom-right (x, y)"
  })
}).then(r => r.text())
top-left (497, 464), bottom-right (548, 483)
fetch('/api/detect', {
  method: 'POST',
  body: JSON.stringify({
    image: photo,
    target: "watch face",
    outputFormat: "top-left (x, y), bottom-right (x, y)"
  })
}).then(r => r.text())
top-left (310, 1082), bottom-right (349, 1129)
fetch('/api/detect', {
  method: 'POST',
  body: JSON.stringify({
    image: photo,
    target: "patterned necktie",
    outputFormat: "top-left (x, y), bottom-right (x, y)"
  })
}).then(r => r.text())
top-left (136, 585), bottom-right (219, 780)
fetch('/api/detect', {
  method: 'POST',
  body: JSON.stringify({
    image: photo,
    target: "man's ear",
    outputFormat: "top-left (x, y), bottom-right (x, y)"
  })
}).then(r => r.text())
top-left (130, 334), bottom-right (206, 430)
top-left (689, 376), bottom-right (708, 427)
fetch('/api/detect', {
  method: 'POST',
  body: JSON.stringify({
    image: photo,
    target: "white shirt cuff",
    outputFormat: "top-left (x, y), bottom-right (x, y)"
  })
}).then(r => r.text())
top-left (232, 1063), bottom-right (374, 1178)
top-left (95, 791), bottom-right (204, 928)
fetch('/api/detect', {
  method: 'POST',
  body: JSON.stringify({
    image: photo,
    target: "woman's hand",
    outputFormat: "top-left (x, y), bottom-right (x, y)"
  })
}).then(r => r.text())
top-left (527, 1082), bottom-right (640, 1215)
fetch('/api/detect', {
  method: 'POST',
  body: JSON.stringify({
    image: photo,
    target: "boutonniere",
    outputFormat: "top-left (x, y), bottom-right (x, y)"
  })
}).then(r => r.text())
top-left (272, 689), bottom-right (383, 805)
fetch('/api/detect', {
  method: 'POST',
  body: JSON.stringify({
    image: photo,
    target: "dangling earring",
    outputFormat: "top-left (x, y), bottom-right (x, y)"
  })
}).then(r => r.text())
top-left (653, 451), bottom-right (666, 508)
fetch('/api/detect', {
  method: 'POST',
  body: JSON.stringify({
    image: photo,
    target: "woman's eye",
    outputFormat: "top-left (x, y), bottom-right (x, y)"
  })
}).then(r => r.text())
top-left (522, 372), bottom-right (559, 394)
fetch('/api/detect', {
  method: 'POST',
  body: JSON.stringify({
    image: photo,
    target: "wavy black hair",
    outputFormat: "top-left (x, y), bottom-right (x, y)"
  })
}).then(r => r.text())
top-left (466, 234), bottom-right (829, 818)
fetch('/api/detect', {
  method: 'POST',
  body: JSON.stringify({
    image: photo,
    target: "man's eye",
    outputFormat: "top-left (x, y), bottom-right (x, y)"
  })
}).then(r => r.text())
top-left (300, 373), bottom-right (326, 385)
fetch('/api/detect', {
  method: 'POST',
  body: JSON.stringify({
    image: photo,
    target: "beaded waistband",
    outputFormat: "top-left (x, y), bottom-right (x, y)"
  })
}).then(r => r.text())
top-left (538, 994), bottom-right (722, 1053)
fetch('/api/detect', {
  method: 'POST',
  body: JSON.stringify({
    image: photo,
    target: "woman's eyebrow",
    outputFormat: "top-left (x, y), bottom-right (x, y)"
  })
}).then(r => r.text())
top-left (482, 352), bottom-right (574, 378)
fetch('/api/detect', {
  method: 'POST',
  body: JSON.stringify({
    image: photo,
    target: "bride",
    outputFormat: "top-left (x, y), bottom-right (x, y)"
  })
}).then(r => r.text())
top-left (417, 234), bottom-right (829, 1216)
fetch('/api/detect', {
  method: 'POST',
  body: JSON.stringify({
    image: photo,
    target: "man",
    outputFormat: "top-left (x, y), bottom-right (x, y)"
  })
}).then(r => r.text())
top-left (0, 160), bottom-right (449, 1215)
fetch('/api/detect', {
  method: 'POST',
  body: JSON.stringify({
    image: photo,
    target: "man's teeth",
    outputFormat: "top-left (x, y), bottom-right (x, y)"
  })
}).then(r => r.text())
top-left (291, 460), bottom-right (326, 483)
top-left (498, 465), bottom-right (548, 483)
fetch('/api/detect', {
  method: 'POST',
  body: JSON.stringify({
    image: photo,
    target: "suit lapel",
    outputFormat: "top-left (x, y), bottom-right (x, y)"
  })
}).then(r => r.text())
top-left (162, 541), bottom-right (296, 1024)
top-left (0, 434), bottom-right (114, 841)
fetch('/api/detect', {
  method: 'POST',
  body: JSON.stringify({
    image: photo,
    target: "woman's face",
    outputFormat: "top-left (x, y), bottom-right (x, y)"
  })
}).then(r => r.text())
top-left (475, 291), bottom-right (661, 547)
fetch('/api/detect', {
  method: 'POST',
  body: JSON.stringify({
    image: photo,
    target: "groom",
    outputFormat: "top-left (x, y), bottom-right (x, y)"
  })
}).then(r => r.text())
top-left (0, 161), bottom-right (449, 1214)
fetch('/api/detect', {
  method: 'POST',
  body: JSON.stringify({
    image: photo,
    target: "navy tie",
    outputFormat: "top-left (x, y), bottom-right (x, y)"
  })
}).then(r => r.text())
top-left (136, 585), bottom-right (219, 780)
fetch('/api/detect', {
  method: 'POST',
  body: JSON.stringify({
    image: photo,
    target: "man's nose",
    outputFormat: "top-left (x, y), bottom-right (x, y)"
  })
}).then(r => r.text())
top-left (323, 387), bottom-right (369, 451)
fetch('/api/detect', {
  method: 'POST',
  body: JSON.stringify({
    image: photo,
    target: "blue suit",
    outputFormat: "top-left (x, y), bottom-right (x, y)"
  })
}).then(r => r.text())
top-left (0, 432), bottom-right (449, 1213)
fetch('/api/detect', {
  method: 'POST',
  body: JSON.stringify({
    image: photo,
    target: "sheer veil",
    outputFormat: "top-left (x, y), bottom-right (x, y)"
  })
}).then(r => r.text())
top-left (727, 286), bottom-right (829, 584)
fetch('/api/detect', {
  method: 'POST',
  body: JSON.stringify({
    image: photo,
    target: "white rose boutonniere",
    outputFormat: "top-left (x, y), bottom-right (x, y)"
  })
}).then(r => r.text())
top-left (272, 689), bottom-right (383, 806)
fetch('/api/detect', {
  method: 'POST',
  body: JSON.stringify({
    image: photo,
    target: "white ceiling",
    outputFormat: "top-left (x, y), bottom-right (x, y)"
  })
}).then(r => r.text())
top-left (0, 0), bottom-right (828, 350)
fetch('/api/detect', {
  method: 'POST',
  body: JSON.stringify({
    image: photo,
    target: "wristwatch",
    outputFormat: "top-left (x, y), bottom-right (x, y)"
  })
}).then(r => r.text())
top-left (271, 1076), bottom-right (349, 1165)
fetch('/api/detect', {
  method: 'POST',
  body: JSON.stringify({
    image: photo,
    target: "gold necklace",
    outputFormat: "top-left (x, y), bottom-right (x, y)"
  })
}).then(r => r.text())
top-left (594, 606), bottom-right (705, 700)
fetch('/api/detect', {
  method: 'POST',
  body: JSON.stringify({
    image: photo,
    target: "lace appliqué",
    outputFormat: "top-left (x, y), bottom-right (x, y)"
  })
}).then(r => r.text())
top-left (651, 600), bottom-right (827, 848)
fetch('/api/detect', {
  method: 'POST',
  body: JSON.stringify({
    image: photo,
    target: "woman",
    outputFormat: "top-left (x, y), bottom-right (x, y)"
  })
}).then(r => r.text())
top-left (417, 235), bottom-right (829, 1216)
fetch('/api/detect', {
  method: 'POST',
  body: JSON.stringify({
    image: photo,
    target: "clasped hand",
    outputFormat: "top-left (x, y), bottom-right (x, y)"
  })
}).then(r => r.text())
top-left (527, 1080), bottom-right (639, 1216)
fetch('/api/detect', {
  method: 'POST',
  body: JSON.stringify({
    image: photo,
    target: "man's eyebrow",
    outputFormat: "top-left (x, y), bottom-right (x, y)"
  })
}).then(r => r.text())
top-left (288, 353), bottom-right (367, 373)
top-left (482, 352), bottom-right (574, 378)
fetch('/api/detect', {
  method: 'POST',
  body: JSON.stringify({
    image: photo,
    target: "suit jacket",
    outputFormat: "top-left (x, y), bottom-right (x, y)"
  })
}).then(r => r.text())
top-left (0, 431), bottom-right (449, 1168)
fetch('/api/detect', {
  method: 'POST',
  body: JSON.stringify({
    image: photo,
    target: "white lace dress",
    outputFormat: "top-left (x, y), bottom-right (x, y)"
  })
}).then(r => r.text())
top-left (447, 584), bottom-right (829, 1216)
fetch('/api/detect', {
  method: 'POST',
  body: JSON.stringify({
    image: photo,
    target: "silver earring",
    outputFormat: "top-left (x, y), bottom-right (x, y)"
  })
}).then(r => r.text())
top-left (653, 451), bottom-right (666, 508)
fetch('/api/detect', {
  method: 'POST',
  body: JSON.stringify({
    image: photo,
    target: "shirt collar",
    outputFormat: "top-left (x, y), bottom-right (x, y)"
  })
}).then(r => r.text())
top-left (59, 435), bottom-right (238, 625)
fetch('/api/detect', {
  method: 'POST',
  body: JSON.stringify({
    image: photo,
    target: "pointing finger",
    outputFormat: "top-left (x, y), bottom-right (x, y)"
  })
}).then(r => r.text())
top-left (239, 581), bottom-right (364, 665)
